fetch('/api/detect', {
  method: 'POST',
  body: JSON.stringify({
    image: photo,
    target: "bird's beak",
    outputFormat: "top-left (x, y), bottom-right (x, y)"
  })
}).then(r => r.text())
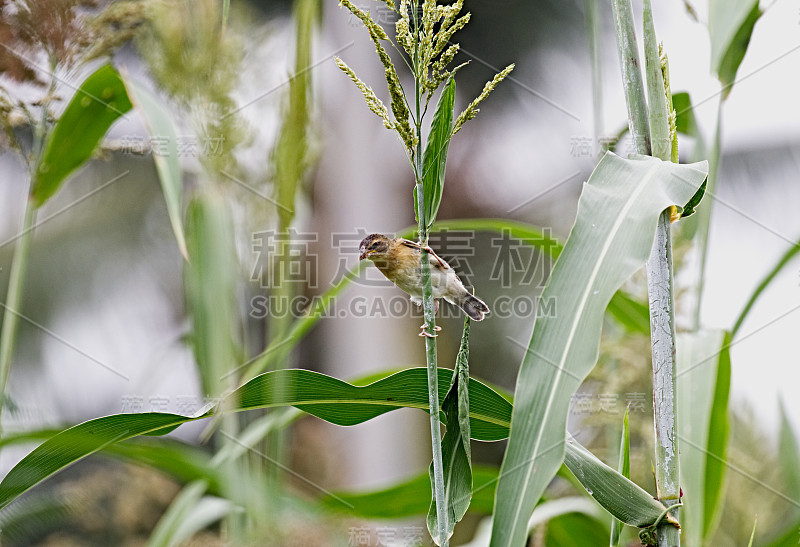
top-left (359, 250), bottom-right (368, 261)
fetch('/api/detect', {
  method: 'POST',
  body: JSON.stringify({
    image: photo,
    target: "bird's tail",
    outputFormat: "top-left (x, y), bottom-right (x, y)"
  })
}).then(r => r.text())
top-left (455, 291), bottom-right (490, 321)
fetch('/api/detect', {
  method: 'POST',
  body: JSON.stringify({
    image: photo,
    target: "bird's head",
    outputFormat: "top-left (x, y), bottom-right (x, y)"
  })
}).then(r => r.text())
top-left (359, 233), bottom-right (391, 261)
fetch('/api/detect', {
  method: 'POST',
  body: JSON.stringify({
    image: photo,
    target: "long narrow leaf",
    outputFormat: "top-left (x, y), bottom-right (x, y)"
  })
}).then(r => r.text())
top-left (0, 412), bottom-right (209, 509)
top-left (0, 365), bottom-right (693, 534)
top-left (233, 367), bottom-right (510, 441)
top-left (709, 0), bottom-right (761, 98)
top-left (642, 0), bottom-right (669, 161)
top-left (544, 509), bottom-right (611, 545)
top-left (416, 76), bottom-right (456, 230)
top-left (610, 408), bottom-right (630, 546)
top-left (105, 438), bottom-right (222, 493)
top-left (32, 64), bottom-right (132, 206)
top-left (490, 153), bottom-right (708, 547)
top-left (564, 436), bottom-right (676, 529)
top-left (0, 367), bottom-right (511, 510)
top-left (0, 491), bottom-right (71, 544)
top-left (677, 330), bottom-right (731, 544)
top-left (427, 319), bottom-right (472, 542)
top-left (185, 191), bottom-right (239, 396)
top-left (672, 92), bottom-right (700, 139)
top-left (122, 77), bottom-right (187, 258)
top-left (529, 496), bottom-right (608, 530)
top-left (732, 238), bottom-right (800, 337)
top-left (147, 480), bottom-right (236, 547)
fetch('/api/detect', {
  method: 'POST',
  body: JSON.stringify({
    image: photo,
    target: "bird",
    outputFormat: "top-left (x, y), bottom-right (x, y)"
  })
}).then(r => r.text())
top-left (358, 233), bottom-right (490, 336)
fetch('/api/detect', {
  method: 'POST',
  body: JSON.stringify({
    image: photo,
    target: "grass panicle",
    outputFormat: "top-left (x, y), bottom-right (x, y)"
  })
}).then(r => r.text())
top-left (396, 0), bottom-right (414, 56)
top-left (338, 0), bottom-right (415, 152)
top-left (339, 0), bottom-right (390, 40)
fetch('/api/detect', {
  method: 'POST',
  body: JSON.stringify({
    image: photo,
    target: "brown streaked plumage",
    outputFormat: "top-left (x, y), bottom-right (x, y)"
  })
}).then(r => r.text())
top-left (358, 234), bottom-right (490, 324)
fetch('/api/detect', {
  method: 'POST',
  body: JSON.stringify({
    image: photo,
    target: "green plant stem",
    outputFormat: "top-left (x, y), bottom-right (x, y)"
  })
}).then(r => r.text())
top-left (412, 3), bottom-right (446, 543)
top-left (614, 1), bottom-right (680, 544)
top-left (612, 0), bottom-right (650, 156)
top-left (646, 210), bottom-right (681, 530)
top-left (265, 233), bottom-right (292, 484)
top-left (417, 181), bottom-right (447, 547)
top-left (0, 69), bottom-right (55, 438)
top-left (0, 198), bottom-right (36, 433)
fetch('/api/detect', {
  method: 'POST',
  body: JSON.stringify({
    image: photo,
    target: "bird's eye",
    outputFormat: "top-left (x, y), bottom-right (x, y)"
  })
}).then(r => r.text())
top-left (370, 242), bottom-right (379, 249)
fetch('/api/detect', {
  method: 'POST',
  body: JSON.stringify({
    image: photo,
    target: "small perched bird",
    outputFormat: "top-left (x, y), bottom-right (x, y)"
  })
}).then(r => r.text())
top-left (359, 234), bottom-right (490, 334)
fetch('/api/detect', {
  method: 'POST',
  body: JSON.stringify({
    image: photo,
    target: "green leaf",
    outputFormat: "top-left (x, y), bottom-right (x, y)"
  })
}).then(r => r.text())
top-left (610, 408), bottom-right (630, 546)
top-left (0, 412), bottom-right (209, 509)
top-left (212, 409), bottom-right (303, 466)
top-left (320, 465), bottom-right (499, 519)
top-left (416, 221), bottom-right (649, 333)
top-left (185, 191), bottom-right (240, 396)
top-left (272, 0), bottom-right (315, 228)
top-left (605, 290), bottom-right (650, 335)
top-left (147, 480), bottom-right (237, 547)
top-left (564, 436), bottom-right (676, 529)
top-left (121, 77), bottom-right (187, 259)
top-left (677, 330), bottom-right (731, 545)
top-left (545, 509), bottom-right (611, 545)
top-left (427, 319), bottom-right (473, 542)
top-left (680, 178), bottom-right (707, 219)
top-left (0, 368), bottom-right (511, 511)
top-left (0, 429), bottom-right (223, 494)
top-left (233, 367), bottom-right (511, 442)
top-left (763, 516), bottom-right (800, 547)
top-left (417, 76), bottom-right (456, 230)
top-left (105, 438), bottom-right (222, 494)
top-left (0, 428), bottom-right (60, 449)
top-left (530, 497), bottom-right (610, 543)
top-left (642, 0), bottom-right (670, 161)
top-left (709, 0), bottom-right (761, 99)
top-left (490, 153), bottom-right (708, 547)
top-left (732, 238), bottom-right (800, 337)
top-left (0, 491), bottom-right (71, 543)
top-left (32, 64), bottom-right (133, 207)
top-left (672, 92), bottom-right (700, 138)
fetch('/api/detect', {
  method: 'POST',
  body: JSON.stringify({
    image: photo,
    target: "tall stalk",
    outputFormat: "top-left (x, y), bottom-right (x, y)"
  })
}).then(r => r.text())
top-left (333, 1), bottom-right (510, 542)
top-left (0, 76), bottom-right (52, 432)
top-left (409, 5), bottom-right (447, 544)
top-left (415, 80), bottom-right (448, 547)
top-left (613, 0), bottom-right (680, 544)
top-left (0, 200), bottom-right (36, 431)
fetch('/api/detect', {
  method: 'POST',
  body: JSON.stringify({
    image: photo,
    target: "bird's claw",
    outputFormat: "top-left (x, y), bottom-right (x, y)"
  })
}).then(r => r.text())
top-left (419, 324), bottom-right (442, 338)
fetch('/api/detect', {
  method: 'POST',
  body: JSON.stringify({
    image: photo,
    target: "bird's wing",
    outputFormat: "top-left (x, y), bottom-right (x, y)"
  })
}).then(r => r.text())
top-left (398, 239), bottom-right (450, 270)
